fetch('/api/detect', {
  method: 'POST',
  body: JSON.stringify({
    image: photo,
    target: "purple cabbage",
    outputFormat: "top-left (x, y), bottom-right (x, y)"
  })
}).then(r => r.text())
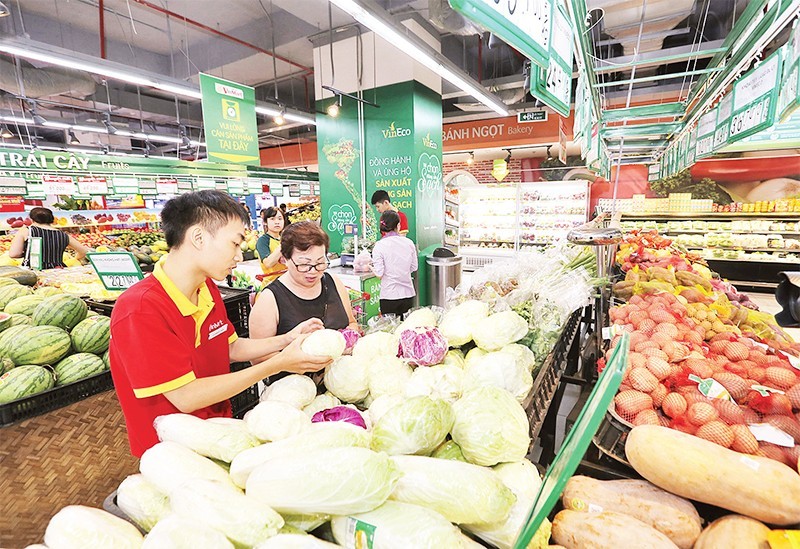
top-left (397, 327), bottom-right (448, 366)
top-left (339, 328), bottom-right (361, 353)
top-left (311, 406), bottom-right (367, 429)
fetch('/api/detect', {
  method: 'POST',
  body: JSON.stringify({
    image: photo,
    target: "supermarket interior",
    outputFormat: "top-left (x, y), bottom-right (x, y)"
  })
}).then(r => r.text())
top-left (2, 0), bottom-right (800, 547)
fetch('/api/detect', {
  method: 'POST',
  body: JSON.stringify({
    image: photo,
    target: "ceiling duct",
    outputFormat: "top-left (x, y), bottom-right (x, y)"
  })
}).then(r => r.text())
top-left (590, 0), bottom-right (695, 56)
top-left (0, 58), bottom-right (97, 99)
top-left (428, 0), bottom-right (484, 36)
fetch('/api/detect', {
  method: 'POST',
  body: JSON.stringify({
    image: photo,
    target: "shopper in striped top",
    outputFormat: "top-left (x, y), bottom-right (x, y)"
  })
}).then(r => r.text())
top-left (9, 207), bottom-right (89, 269)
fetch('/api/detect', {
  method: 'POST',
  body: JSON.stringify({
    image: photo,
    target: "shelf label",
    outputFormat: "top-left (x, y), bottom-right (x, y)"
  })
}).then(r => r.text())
top-left (138, 179), bottom-right (158, 196)
top-left (156, 178), bottom-right (179, 195)
top-left (729, 49), bottom-right (783, 143)
top-left (87, 251), bottom-right (144, 291)
top-left (450, 0), bottom-right (551, 70)
top-left (76, 176), bottom-right (109, 195)
top-left (111, 177), bottom-right (139, 194)
top-left (0, 176), bottom-right (27, 196)
top-left (196, 178), bottom-right (216, 190)
top-left (41, 175), bottom-right (76, 195)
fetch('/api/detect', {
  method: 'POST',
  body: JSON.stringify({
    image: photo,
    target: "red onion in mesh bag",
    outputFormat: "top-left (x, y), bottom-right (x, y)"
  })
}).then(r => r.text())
top-left (339, 328), bottom-right (361, 353)
top-left (312, 406), bottom-right (368, 429)
top-left (397, 327), bottom-right (448, 366)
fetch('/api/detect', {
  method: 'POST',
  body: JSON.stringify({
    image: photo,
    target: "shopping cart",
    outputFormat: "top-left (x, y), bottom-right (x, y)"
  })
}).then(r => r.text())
top-left (348, 287), bottom-right (369, 330)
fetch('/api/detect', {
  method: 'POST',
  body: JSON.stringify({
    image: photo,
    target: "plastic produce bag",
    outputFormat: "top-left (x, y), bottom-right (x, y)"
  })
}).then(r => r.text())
top-left (261, 374), bottom-right (317, 408)
top-left (116, 474), bottom-right (171, 533)
top-left (245, 400), bottom-right (311, 442)
top-left (141, 515), bottom-right (233, 549)
top-left (170, 479), bottom-right (284, 547)
top-left (246, 446), bottom-right (400, 515)
top-left (438, 300), bottom-right (490, 346)
top-left (463, 351), bottom-right (533, 403)
top-left (153, 413), bottom-right (260, 463)
top-left (371, 396), bottom-right (454, 455)
top-left (140, 441), bottom-right (237, 495)
top-left (388, 455), bottom-right (514, 525)
top-left (472, 311), bottom-right (529, 351)
top-left (397, 327), bottom-right (448, 366)
top-left (353, 250), bottom-right (373, 273)
top-left (44, 505), bottom-right (144, 549)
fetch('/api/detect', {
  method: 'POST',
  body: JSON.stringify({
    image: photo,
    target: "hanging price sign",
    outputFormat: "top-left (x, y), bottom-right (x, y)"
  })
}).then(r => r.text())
top-left (531, 1), bottom-right (573, 117)
top-left (695, 108), bottom-right (718, 159)
top-left (41, 175), bottom-right (76, 195)
top-left (729, 48), bottom-right (783, 143)
top-left (779, 22), bottom-right (800, 122)
top-left (76, 176), bottom-right (109, 195)
top-left (87, 252), bottom-right (144, 291)
top-left (714, 94), bottom-right (733, 150)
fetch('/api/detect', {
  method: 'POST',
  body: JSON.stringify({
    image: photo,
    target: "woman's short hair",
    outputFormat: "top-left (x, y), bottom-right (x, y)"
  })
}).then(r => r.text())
top-left (280, 221), bottom-right (329, 258)
top-left (261, 206), bottom-right (284, 224)
top-left (380, 210), bottom-right (400, 232)
top-left (30, 207), bottom-right (55, 224)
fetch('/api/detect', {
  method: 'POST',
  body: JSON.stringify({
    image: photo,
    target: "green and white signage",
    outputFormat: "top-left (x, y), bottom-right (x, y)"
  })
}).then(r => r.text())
top-left (199, 73), bottom-right (259, 165)
top-left (87, 252), bottom-right (144, 291)
top-left (531, 1), bottom-right (573, 117)
top-left (729, 48), bottom-right (783, 143)
top-left (779, 22), bottom-right (800, 122)
top-left (713, 94), bottom-right (733, 151)
top-left (695, 108), bottom-right (717, 159)
top-left (449, 0), bottom-right (551, 69)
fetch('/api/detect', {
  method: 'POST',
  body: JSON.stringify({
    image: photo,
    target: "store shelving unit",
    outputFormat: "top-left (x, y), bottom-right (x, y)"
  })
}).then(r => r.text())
top-left (444, 187), bottom-right (460, 250)
top-left (620, 212), bottom-right (800, 289)
top-left (458, 181), bottom-right (589, 269)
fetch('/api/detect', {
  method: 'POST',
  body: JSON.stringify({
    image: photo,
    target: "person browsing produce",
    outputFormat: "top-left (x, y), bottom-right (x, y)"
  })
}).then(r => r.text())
top-left (9, 207), bottom-right (89, 269)
top-left (255, 206), bottom-right (287, 287)
top-left (249, 221), bottom-right (359, 355)
top-left (109, 191), bottom-right (329, 457)
top-left (371, 210), bottom-right (418, 318)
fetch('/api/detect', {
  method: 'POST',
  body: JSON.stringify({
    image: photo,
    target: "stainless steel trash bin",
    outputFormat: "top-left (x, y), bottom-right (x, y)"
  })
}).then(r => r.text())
top-left (426, 249), bottom-right (462, 307)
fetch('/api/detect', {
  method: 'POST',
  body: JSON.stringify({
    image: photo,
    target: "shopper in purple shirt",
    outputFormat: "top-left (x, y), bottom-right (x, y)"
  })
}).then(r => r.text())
top-left (372, 211), bottom-right (418, 318)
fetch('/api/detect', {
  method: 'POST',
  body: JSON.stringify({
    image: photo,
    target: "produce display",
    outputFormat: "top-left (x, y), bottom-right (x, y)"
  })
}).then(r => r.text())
top-left (0, 273), bottom-right (111, 404)
top-left (288, 201), bottom-right (320, 223)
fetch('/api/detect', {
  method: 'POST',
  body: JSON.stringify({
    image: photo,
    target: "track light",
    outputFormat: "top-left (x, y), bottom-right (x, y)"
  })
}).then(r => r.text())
top-left (546, 145), bottom-right (553, 160)
top-left (504, 149), bottom-right (512, 163)
top-left (466, 152), bottom-right (475, 165)
top-left (326, 96), bottom-right (341, 118)
top-left (0, 125), bottom-right (12, 139)
top-left (103, 113), bottom-right (118, 134)
top-left (0, 2), bottom-right (9, 18)
top-left (29, 103), bottom-right (46, 126)
top-left (273, 109), bottom-right (286, 126)
top-left (68, 130), bottom-right (80, 145)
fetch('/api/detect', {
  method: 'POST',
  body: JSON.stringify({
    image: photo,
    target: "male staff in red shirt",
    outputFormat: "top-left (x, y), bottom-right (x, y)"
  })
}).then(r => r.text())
top-left (110, 190), bottom-right (328, 457)
top-left (371, 190), bottom-right (409, 236)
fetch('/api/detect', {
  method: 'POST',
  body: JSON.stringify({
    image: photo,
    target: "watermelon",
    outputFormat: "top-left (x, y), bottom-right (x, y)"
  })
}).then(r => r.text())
top-left (0, 285), bottom-right (33, 309)
top-left (54, 353), bottom-right (106, 386)
top-left (0, 325), bottom-right (31, 356)
top-left (8, 326), bottom-right (72, 366)
top-left (35, 286), bottom-right (63, 297)
top-left (0, 312), bottom-right (10, 332)
top-left (5, 295), bottom-right (45, 316)
top-left (0, 365), bottom-right (54, 403)
top-left (32, 294), bottom-right (87, 331)
top-left (8, 314), bottom-right (32, 327)
top-left (0, 357), bottom-right (13, 376)
top-left (0, 266), bottom-right (38, 286)
top-left (102, 349), bottom-right (109, 370)
top-left (0, 277), bottom-right (19, 288)
top-left (71, 316), bottom-right (111, 354)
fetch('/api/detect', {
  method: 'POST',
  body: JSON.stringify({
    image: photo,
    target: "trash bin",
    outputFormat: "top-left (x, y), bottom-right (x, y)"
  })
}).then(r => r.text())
top-left (426, 248), bottom-right (462, 307)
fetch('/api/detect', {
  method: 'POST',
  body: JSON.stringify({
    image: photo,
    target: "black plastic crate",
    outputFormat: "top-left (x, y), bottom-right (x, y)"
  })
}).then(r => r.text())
top-left (0, 370), bottom-right (114, 427)
top-left (230, 361), bottom-right (259, 418)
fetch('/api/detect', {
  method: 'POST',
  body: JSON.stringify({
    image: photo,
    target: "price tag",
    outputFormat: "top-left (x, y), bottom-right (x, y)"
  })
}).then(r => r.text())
top-left (729, 49), bottom-right (783, 143)
top-left (41, 175), bottom-right (76, 196)
top-left (111, 177), bottom-right (139, 194)
top-left (748, 423), bottom-right (796, 447)
top-left (87, 252), bottom-right (144, 291)
top-left (343, 517), bottom-right (376, 549)
top-left (156, 179), bottom-right (179, 195)
top-left (530, 1), bottom-right (572, 117)
top-left (695, 108), bottom-right (718, 158)
top-left (0, 176), bottom-right (28, 196)
top-left (76, 176), bottom-right (109, 195)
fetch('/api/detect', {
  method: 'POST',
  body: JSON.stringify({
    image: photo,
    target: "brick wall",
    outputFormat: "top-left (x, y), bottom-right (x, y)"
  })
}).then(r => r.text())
top-left (444, 159), bottom-right (523, 185)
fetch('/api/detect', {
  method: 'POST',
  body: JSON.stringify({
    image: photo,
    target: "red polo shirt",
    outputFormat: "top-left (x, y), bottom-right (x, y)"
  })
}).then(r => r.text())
top-left (110, 262), bottom-right (238, 457)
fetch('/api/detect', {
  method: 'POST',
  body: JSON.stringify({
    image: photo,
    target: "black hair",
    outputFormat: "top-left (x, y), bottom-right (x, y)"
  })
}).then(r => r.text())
top-left (30, 207), bottom-right (55, 224)
top-left (380, 210), bottom-right (400, 232)
top-left (371, 190), bottom-right (391, 205)
top-left (262, 206), bottom-right (284, 224)
top-left (161, 190), bottom-right (249, 248)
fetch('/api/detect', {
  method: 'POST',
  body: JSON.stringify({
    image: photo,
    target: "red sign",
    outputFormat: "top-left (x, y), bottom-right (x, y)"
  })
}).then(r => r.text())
top-left (0, 196), bottom-right (25, 212)
top-left (76, 176), bottom-right (109, 195)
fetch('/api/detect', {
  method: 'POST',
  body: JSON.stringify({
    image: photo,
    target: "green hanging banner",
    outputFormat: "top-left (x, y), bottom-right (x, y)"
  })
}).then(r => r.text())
top-left (713, 94), bottom-right (733, 151)
top-left (779, 22), bottom-right (800, 122)
top-left (728, 48), bottom-right (783, 144)
top-left (695, 108), bottom-right (718, 159)
top-left (530, 1), bottom-right (573, 117)
top-left (199, 73), bottom-right (259, 165)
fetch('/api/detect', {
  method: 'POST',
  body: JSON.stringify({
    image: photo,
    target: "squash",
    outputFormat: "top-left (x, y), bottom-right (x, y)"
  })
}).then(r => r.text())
top-left (561, 476), bottom-right (701, 549)
top-left (551, 510), bottom-right (679, 549)
top-left (694, 515), bottom-right (770, 549)
top-left (625, 426), bottom-right (800, 525)
top-left (0, 266), bottom-right (38, 286)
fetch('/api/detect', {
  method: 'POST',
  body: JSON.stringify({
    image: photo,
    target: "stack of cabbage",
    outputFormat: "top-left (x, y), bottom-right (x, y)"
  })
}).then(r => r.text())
top-left (36, 304), bottom-right (557, 548)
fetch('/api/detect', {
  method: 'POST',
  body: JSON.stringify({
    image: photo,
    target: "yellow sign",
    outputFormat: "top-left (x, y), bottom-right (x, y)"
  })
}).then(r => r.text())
top-left (492, 158), bottom-right (509, 181)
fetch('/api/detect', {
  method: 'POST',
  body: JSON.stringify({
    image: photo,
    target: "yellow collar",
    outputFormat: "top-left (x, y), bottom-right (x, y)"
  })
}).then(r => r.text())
top-left (152, 261), bottom-right (213, 317)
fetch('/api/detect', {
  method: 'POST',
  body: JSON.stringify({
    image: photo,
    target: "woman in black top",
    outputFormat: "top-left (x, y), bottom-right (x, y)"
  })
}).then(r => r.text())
top-left (9, 207), bottom-right (89, 269)
top-left (249, 221), bottom-right (358, 361)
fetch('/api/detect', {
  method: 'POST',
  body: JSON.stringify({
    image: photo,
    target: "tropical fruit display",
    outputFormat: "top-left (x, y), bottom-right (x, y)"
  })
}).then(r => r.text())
top-left (70, 315), bottom-right (111, 354)
top-left (32, 294), bottom-right (88, 331)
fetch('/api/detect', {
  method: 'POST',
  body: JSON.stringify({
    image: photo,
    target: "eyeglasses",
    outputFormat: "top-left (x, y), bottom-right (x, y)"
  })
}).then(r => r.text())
top-left (289, 258), bottom-right (329, 273)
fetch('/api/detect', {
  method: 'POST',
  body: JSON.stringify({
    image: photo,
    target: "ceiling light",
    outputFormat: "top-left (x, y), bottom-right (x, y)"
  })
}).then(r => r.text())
top-left (273, 110), bottom-right (286, 126)
top-left (29, 103), bottom-right (47, 126)
top-left (68, 130), bottom-right (80, 145)
top-left (0, 2), bottom-right (10, 18)
top-left (327, 101), bottom-right (340, 118)
top-left (0, 125), bottom-right (12, 139)
top-left (466, 152), bottom-right (474, 165)
top-left (328, 0), bottom-right (509, 116)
